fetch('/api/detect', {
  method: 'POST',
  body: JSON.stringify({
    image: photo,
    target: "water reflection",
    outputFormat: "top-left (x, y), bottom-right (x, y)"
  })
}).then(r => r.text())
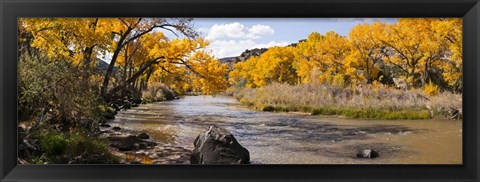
top-left (109, 95), bottom-right (462, 164)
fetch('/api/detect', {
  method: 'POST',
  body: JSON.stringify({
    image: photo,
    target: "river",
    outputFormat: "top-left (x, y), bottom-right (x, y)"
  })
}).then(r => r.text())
top-left (108, 95), bottom-right (462, 164)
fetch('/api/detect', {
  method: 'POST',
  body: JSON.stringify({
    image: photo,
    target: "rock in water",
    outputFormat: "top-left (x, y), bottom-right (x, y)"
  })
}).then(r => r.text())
top-left (100, 123), bottom-right (111, 128)
top-left (191, 125), bottom-right (250, 164)
top-left (137, 133), bottom-right (150, 139)
top-left (356, 149), bottom-right (379, 158)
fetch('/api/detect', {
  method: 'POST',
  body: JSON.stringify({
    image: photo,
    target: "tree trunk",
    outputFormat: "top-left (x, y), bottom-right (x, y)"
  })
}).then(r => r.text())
top-left (82, 46), bottom-right (94, 70)
top-left (82, 19), bottom-right (99, 73)
top-left (108, 57), bottom-right (163, 95)
top-left (144, 67), bottom-right (154, 90)
top-left (100, 27), bottom-right (133, 97)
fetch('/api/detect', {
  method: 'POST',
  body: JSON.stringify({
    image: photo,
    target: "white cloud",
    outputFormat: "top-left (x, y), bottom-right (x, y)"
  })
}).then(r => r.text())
top-left (247, 24), bottom-right (275, 38)
top-left (205, 22), bottom-right (246, 40)
top-left (205, 22), bottom-right (275, 41)
top-left (197, 27), bottom-right (211, 37)
top-left (206, 39), bottom-right (289, 58)
top-left (201, 22), bottom-right (288, 58)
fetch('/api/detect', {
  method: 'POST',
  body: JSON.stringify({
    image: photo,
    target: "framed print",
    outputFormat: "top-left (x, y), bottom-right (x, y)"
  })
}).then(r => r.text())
top-left (1, 0), bottom-right (479, 181)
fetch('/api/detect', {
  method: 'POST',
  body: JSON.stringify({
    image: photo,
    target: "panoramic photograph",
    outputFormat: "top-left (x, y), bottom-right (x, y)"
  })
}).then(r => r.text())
top-left (17, 18), bottom-right (462, 164)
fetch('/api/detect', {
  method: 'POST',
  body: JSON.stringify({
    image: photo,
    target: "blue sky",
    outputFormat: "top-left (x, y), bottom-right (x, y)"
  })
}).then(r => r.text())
top-left (181, 18), bottom-right (396, 58)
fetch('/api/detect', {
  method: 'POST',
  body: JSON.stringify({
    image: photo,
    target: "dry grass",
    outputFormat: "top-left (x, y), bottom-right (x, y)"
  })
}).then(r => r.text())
top-left (233, 82), bottom-right (462, 120)
top-left (428, 92), bottom-right (462, 119)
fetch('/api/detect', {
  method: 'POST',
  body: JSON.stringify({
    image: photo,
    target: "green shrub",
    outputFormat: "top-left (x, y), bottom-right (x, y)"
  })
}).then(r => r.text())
top-left (37, 131), bottom-right (67, 156)
top-left (65, 133), bottom-right (110, 157)
top-left (97, 105), bottom-right (116, 119)
top-left (31, 129), bottom-right (116, 164)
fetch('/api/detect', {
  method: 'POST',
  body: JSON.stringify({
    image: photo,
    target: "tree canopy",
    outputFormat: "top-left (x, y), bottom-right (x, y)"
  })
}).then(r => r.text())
top-left (19, 18), bottom-right (229, 98)
top-left (229, 18), bottom-right (462, 93)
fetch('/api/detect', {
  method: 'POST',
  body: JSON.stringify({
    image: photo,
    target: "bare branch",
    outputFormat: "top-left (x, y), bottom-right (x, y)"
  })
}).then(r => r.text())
top-left (119, 18), bottom-right (130, 27)
top-left (159, 25), bottom-right (179, 37)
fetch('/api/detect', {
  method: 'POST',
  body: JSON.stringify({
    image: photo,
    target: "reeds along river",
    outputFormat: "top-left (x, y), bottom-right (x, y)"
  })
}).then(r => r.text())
top-left (108, 95), bottom-right (462, 164)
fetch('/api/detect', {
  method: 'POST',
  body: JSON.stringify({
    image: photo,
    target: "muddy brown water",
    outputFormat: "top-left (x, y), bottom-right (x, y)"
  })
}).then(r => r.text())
top-left (108, 95), bottom-right (462, 164)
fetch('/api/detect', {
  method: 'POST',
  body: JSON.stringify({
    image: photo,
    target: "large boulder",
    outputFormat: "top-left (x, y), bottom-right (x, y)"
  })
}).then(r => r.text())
top-left (191, 125), bottom-right (250, 164)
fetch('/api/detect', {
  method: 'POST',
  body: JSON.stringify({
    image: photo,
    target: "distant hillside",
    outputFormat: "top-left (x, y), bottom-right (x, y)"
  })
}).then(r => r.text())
top-left (219, 48), bottom-right (268, 69)
top-left (219, 40), bottom-right (305, 70)
top-left (96, 58), bottom-right (117, 75)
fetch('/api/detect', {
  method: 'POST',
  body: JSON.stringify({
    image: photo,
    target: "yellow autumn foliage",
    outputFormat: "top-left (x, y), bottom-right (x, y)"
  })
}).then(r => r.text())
top-left (424, 81), bottom-right (439, 96)
top-left (230, 18), bottom-right (462, 93)
top-left (20, 18), bottom-right (228, 95)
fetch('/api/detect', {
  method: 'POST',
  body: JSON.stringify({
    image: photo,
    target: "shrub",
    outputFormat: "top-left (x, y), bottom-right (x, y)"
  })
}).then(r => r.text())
top-left (31, 129), bottom-right (117, 164)
top-left (37, 131), bottom-right (67, 156)
top-left (97, 105), bottom-right (116, 119)
top-left (65, 133), bottom-right (110, 157)
top-left (18, 53), bottom-right (103, 129)
top-left (424, 81), bottom-right (439, 96)
top-left (261, 105), bottom-right (275, 112)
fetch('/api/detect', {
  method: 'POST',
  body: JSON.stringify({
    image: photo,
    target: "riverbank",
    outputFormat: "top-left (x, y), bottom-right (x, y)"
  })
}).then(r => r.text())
top-left (230, 82), bottom-right (462, 120)
top-left (99, 87), bottom-right (191, 164)
top-left (98, 124), bottom-right (191, 164)
top-left (18, 85), bottom-right (188, 164)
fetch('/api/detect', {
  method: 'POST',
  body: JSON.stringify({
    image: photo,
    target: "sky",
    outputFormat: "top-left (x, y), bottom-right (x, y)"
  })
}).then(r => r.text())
top-left (102, 18), bottom-right (397, 63)
top-left (186, 18), bottom-right (397, 58)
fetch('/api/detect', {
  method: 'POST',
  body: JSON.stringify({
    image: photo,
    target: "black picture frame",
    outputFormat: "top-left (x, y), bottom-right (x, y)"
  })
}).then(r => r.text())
top-left (1, 0), bottom-right (479, 181)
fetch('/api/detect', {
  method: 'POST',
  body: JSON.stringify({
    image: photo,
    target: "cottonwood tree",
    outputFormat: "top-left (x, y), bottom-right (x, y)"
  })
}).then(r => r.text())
top-left (22, 18), bottom-right (112, 70)
top-left (21, 18), bottom-right (228, 98)
top-left (432, 18), bottom-right (462, 91)
top-left (229, 46), bottom-right (297, 88)
top-left (376, 18), bottom-right (446, 88)
top-left (348, 22), bottom-right (386, 84)
top-left (99, 18), bottom-right (198, 97)
top-left (230, 18), bottom-right (462, 92)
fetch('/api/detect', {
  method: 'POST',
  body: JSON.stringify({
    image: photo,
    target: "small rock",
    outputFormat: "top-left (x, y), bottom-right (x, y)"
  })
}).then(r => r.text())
top-left (104, 113), bottom-right (115, 119)
top-left (356, 149), bottom-right (379, 158)
top-left (123, 100), bottom-right (132, 110)
top-left (137, 133), bottom-right (150, 139)
top-left (100, 124), bottom-right (111, 128)
top-left (138, 143), bottom-right (147, 149)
